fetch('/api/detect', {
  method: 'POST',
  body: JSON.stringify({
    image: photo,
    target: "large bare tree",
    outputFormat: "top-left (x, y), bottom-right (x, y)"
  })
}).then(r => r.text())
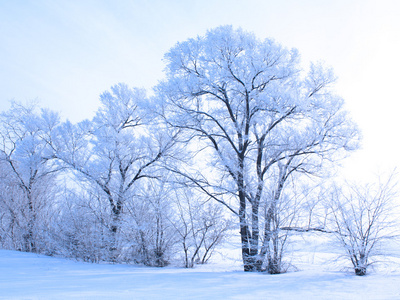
top-left (157, 26), bottom-right (359, 272)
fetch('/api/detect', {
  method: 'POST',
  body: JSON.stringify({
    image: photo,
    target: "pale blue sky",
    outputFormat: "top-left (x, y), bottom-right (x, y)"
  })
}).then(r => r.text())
top-left (1, 0), bottom-right (399, 180)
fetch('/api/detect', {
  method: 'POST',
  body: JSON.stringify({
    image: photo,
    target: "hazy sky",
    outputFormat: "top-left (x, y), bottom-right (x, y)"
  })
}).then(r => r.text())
top-left (1, 0), bottom-right (399, 181)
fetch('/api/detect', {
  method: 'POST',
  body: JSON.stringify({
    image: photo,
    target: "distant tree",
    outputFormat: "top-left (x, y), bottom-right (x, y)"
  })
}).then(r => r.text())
top-left (157, 26), bottom-right (359, 272)
top-left (0, 102), bottom-right (60, 253)
top-left (326, 174), bottom-right (399, 276)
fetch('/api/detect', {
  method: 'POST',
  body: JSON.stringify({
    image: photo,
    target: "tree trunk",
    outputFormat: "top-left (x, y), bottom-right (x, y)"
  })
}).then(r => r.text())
top-left (238, 152), bottom-right (261, 272)
top-left (240, 218), bottom-right (261, 272)
top-left (109, 204), bottom-right (122, 262)
top-left (355, 266), bottom-right (367, 276)
top-left (24, 192), bottom-right (37, 253)
top-left (238, 177), bottom-right (259, 271)
top-left (109, 224), bottom-right (119, 262)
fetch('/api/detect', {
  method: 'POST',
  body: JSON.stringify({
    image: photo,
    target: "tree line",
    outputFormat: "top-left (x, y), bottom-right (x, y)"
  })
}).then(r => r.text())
top-left (0, 26), bottom-right (397, 275)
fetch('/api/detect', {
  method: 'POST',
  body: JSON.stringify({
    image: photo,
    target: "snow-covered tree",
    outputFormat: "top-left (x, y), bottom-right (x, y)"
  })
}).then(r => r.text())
top-left (157, 26), bottom-right (359, 272)
top-left (52, 83), bottom-right (177, 261)
top-left (0, 102), bottom-right (60, 253)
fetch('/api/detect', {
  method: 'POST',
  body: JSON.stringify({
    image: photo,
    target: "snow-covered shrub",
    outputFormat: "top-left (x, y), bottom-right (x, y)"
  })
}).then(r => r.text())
top-left (326, 175), bottom-right (399, 276)
top-left (121, 184), bottom-right (178, 267)
top-left (54, 189), bottom-right (113, 263)
top-left (169, 188), bottom-right (232, 268)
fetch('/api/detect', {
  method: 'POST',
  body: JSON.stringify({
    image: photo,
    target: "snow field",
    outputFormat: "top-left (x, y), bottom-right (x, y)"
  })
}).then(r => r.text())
top-left (1, 247), bottom-right (400, 299)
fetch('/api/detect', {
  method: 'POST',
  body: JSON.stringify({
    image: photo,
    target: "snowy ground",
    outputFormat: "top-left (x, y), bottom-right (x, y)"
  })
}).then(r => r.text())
top-left (1, 241), bottom-right (400, 300)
